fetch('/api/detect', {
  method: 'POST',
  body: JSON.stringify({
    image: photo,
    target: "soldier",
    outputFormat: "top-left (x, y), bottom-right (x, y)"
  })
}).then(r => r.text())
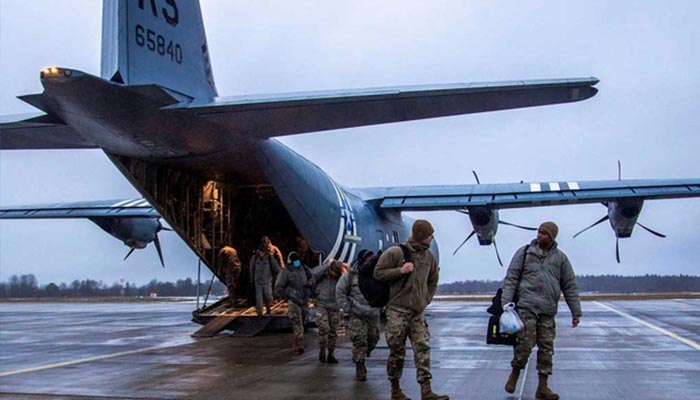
top-left (336, 250), bottom-right (381, 381)
top-left (275, 251), bottom-right (315, 354)
top-left (311, 259), bottom-right (346, 364)
top-left (374, 220), bottom-right (448, 400)
top-left (296, 235), bottom-right (320, 268)
top-left (249, 244), bottom-right (281, 316)
top-left (217, 245), bottom-right (242, 303)
top-left (501, 221), bottom-right (582, 400)
top-left (261, 235), bottom-right (285, 271)
top-left (262, 235), bottom-right (285, 299)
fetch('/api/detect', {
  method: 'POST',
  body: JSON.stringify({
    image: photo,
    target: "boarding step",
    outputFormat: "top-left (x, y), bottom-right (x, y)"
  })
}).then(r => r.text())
top-left (191, 315), bottom-right (238, 338)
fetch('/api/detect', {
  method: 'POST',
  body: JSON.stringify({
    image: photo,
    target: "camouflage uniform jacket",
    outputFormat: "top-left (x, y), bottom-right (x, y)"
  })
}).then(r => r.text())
top-left (374, 239), bottom-right (439, 314)
top-left (502, 240), bottom-right (582, 317)
top-left (336, 269), bottom-right (380, 319)
top-left (311, 263), bottom-right (340, 310)
top-left (275, 264), bottom-right (314, 307)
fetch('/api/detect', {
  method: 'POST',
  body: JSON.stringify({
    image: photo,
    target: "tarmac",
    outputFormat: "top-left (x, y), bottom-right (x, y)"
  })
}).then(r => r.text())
top-left (1, 299), bottom-right (699, 399)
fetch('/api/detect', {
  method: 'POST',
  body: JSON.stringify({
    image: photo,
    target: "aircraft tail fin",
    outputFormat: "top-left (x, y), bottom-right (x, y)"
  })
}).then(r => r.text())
top-left (101, 0), bottom-right (217, 99)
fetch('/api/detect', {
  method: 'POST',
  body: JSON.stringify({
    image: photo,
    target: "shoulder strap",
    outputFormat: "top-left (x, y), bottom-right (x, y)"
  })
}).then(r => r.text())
top-left (517, 244), bottom-right (529, 284)
top-left (398, 244), bottom-right (412, 263)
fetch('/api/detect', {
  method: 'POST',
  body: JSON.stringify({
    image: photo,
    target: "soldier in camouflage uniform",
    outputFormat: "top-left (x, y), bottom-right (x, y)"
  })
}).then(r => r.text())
top-left (217, 245), bottom-right (242, 303)
top-left (501, 221), bottom-right (582, 400)
top-left (312, 259), bottom-right (345, 363)
top-left (336, 250), bottom-right (381, 381)
top-left (374, 220), bottom-right (449, 400)
top-left (275, 252), bottom-right (315, 355)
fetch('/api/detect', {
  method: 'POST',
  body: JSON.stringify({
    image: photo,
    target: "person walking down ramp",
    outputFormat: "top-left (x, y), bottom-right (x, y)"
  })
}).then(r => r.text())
top-left (275, 252), bottom-right (315, 355)
top-left (374, 220), bottom-right (448, 400)
top-left (312, 259), bottom-right (346, 364)
top-left (249, 244), bottom-right (281, 317)
top-left (501, 221), bottom-right (582, 400)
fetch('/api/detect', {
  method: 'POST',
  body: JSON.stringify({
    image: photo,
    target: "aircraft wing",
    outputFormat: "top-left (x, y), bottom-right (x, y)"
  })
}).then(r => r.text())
top-left (354, 178), bottom-right (700, 211)
top-left (0, 112), bottom-right (97, 150)
top-left (169, 77), bottom-right (598, 138)
top-left (0, 199), bottom-right (157, 219)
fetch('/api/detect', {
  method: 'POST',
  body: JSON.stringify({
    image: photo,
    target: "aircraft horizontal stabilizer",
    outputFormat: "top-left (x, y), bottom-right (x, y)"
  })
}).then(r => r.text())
top-left (169, 77), bottom-right (599, 139)
top-left (0, 112), bottom-right (97, 150)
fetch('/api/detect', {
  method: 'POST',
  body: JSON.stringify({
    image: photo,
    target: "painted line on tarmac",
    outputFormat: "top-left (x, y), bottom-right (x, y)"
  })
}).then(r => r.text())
top-left (518, 358), bottom-right (530, 400)
top-left (0, 335), bottom-right (215, 377)
top-left (595, 301), bottom-right (700, 350)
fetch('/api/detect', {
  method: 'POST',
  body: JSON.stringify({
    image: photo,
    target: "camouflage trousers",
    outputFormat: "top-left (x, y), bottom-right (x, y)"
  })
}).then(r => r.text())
top-left (512, 309), bottom-right (556, 375)
top-left (288, 301), bottom-right (308, 344)
top-left (349, 314), bottom-right (380, 363)
top-left (315, 306), bottom-right (340, 349)
top-left (385, 308), bottom-right (432, 384)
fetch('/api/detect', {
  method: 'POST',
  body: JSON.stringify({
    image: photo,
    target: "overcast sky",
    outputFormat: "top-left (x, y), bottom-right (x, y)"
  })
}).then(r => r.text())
top-left (1, 1), bottom-right (700, 286)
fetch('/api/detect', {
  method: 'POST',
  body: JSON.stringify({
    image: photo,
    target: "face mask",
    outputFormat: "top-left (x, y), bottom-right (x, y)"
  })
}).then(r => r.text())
top-left (292, 260), bottom-right (301, 268)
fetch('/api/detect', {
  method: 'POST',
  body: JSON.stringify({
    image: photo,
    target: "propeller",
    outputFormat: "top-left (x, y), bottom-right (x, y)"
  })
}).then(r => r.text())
top-left (124, 248), bottom-right (136, 261)
top-left (493, 239), bottom-right (503, 267)
top-left (472, 170), bottom-right (481, 184)
top-left (573, 215), bottom-right (609, 238)
top-left (452, 230), bottom-right (476, 256)
top-left (499, 220), bottom-right (537, 231)
top-left (636, 222), bottom-right (666, 238)
top-left (153, 220), bottom-right (170, 268)
top-left (122, 219), bottom-right (172, 267)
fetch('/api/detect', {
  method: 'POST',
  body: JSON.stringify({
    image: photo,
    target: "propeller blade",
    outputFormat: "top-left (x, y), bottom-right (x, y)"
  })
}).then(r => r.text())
top-left (573, 215), bottom-right (609, 238)
top-left (636, 222), bottom-right (667, 238)
top-left (123, 247), bottom-right (136, 261)
top-left (499, 220), bottom-right (537, 231)
top-left (617, 160), bottom-right (622, 181)
top-left (472, 170), bottom-right (481, 185)
top-left (154, 234), bottom-right (165, 268)
top-left (615, 237), bottom-right (621, 263)
top-left (493, 239), bottom-right (504, 267)
top-left (452, 231), bottom-right (476, 256)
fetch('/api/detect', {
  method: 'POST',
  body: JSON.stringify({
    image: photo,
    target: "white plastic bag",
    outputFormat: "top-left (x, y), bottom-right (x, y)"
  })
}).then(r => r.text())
top-left (499, 302), bottom-right (524, 334)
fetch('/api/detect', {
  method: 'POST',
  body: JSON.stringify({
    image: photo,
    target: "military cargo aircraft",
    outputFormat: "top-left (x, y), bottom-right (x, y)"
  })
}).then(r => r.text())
top-left (2, 0), bottom-right (700, 286)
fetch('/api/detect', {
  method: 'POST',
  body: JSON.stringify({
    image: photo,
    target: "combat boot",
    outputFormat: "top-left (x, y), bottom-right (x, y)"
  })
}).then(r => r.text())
top-left (319, 347), bottom-right (326, 363)
top-left (390, 379), bottom-right (411, 400)
top-left (535, 374), bottom-right (559, 400)
top-left (355, 361), bottom-right (367, 381)
top-left (420, 381), bottom-right (449, 400)
top-left (326, 348), bottom-right (338, 364)
top-left (505, 367), bottom-right (520, 393)
top-left (294, 338), bottom-right (304, 355)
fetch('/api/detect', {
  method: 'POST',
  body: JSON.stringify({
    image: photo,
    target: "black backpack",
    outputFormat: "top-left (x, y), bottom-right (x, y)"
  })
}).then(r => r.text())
top-left (357, 245), bottom-right (411, 308)
top-left (486, 244), bottom-right (529, 346)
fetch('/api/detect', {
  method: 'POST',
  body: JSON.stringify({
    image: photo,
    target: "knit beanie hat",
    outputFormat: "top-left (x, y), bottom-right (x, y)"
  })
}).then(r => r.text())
top-left (412, 219), bottom-right (435, 242)
top-left (539, 221), bottom-right (559, 240)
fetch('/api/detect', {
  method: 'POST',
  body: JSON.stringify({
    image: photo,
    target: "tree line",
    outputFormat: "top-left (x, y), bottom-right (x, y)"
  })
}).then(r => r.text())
top-left (2, 273), bottom-right (700, 298)
top-left (438, 274), bottom-right (700, 295)
top-left (0, 274), bottom-right (226, 298)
